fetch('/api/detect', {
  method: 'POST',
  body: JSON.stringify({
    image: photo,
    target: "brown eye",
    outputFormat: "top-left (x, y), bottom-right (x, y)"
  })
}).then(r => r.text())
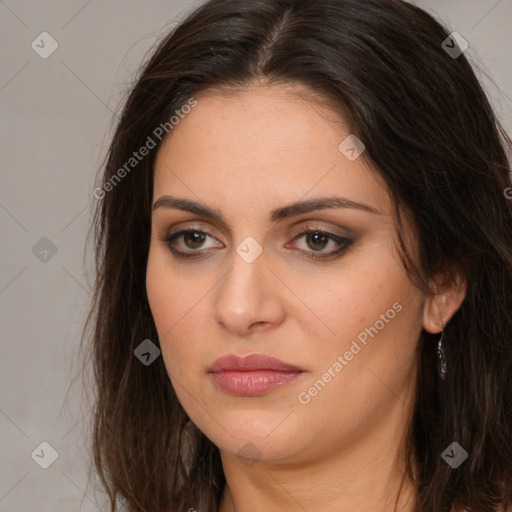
top-left (290, 229), bottom-right (352, 260)
top-left (161, 227), bottom-right (351, 261)
top-left (305, 232), bottom-right (330, 251)
top-left (183, 231), bottom-right (207, 249)
top-left (161, 229), bottom-right (223, 258)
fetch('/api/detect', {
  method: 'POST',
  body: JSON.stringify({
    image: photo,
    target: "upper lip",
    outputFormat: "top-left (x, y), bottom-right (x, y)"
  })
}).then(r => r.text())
top-left (209, 354), bottom-right (304, 372)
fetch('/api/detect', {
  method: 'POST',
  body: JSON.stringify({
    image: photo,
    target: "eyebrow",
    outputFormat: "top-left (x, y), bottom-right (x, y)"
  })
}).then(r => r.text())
top-left (152, 195), bottom-right (381, 222)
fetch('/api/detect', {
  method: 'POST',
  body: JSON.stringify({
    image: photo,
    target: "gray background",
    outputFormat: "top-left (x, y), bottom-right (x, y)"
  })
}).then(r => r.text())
top-left (0, 1), bottom-right (510, 510)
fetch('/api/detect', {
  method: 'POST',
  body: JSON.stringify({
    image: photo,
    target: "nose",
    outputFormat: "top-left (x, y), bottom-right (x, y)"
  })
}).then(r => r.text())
top-left (212, 248), bottom-right (286, 336)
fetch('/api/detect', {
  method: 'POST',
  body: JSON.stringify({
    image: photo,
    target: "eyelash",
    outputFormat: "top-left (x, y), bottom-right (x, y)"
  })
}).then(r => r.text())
top-left (160, 225), bottom-right (352, 261)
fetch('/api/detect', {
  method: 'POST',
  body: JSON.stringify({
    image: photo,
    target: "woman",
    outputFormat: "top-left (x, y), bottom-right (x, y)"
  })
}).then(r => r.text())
top-left (84, 0), bottom-right (512, 510)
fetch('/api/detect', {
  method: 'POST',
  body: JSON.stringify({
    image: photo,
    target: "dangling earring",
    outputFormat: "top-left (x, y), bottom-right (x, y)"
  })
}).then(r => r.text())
top-left (437, 323), bottom-right (447, 381)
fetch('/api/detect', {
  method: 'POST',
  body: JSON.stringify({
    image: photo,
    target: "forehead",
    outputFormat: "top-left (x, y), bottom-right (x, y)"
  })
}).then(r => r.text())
top-left (157, 82), bottom-right (345, 161)
top-left (152, 83), bottom-right (389, 217)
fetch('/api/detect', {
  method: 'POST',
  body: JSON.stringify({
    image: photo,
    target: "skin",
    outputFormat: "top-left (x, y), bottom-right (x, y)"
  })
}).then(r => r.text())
top-left (146, 82), bottom-right (466, 512)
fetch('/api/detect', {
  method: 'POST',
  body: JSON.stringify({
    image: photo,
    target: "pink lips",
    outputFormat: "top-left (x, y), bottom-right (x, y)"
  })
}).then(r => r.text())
top-left (209, 354), bottom-right (304, 397)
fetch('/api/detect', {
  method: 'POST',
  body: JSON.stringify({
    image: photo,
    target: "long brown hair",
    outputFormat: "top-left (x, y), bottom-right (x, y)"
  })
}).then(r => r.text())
top-left (82, 1), bottom-right (512, 510)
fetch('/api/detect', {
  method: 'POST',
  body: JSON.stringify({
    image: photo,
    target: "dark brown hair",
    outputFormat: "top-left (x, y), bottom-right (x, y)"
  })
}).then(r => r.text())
top-left (82, 0), bottom-right (512, 510)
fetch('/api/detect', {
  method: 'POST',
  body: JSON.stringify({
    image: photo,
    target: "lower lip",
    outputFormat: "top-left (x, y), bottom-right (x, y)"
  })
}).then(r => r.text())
top-left (210, 370), bottom-right (303, 396)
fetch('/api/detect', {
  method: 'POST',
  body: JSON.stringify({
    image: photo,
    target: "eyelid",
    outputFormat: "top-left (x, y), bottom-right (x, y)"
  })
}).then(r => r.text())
top-left (286, 225), bottom-right (352, 259)
top-left (163, 222), bottom-right (225, 241)
top-left (289, 222), bottom-right (349, 240)
top-left (162, 222), bottom-right (348, 244)
top-left (161, 226), bottom-right (224, 252)
top-left (159, 226), bottom-right (354, 262)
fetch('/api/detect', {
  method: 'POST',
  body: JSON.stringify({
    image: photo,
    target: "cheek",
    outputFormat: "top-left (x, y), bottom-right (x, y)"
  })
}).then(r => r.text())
top-left (145, 249), bottom-right (214, 376)
top-left (292, 249), bottom-right (424, 415)
top-left (289, 265), bottom-right (423, 451)
top-left (300, 261), bottom-right (423, 399)
top-left (293, 245), bottom-right (422, 351)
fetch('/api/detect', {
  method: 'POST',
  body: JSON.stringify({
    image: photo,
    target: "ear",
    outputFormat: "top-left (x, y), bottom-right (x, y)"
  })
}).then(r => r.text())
top-left (423, 272), bottom-right (467, 333)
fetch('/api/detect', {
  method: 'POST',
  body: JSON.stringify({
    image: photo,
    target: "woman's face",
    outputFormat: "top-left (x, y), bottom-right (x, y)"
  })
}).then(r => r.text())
top-left (146, 83), bottom-right (428, 464)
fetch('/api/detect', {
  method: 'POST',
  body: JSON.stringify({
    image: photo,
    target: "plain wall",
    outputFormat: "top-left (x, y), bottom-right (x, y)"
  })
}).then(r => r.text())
top-left (0, 1), bottom-right (510, 510)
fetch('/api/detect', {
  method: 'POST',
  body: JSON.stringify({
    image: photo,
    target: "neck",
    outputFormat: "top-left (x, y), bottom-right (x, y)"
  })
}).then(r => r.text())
top-left (218, 407), bottom-right (417, 512)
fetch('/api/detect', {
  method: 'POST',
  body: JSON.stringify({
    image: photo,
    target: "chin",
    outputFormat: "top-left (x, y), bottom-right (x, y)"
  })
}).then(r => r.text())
top-left (199, 412), bottom-right (306, 463)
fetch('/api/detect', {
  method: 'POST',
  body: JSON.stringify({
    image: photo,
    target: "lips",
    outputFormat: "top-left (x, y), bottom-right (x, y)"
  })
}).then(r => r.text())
top-left (209, 354), bottom-right (305, 397)
top-left (209, 353), bottom-right (303, 372)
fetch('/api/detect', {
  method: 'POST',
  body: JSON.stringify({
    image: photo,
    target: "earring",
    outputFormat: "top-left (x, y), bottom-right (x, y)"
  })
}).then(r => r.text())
top-left (437, 323), bottom-right (447, 381)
